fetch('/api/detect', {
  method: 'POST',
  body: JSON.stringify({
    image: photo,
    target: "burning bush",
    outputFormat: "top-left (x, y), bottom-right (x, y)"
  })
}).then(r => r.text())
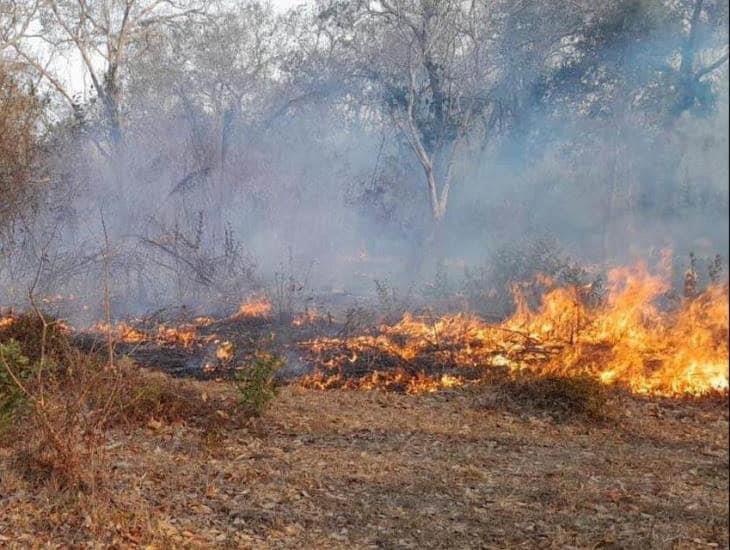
top-left (462, 235), bottom-right (602, 318)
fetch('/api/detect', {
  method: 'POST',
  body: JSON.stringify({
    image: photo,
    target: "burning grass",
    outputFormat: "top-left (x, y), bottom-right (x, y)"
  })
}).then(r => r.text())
top-left (89, 320), bottom-right (201, 348)
top-left (235, 296), bottom-right (273, 319)
top-left (0, 259), bottom-right (728, 546)
top-left (299, 262), bottom-right (729, 398)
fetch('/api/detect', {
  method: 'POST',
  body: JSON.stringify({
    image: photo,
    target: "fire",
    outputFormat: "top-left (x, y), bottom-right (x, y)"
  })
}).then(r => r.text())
top-left (156, 325), bottom-right (198, 348)
top-left (0, 315), bottom-right (15, 329)
top-left (215, 340), bottom-right (235, 362)
top-left (300, 262), bottom-right (729, 397)
top-left (292, 309), bottom-right (328, 327)
top-left (92, 322), bottom-right (147, 344)
top-left (512, 262), bottom-right (729, 396)
top-left (236, 297), bottom-right (272, 318)
top-left (90, 321), bottom-right (200, 348)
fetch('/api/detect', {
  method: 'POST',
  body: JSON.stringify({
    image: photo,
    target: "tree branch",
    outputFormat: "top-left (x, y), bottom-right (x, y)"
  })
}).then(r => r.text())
top-left (695, 50), bottom-right (729, 80)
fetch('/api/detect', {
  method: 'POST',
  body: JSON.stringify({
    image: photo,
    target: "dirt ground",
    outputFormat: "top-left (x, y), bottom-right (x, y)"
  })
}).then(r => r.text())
top-left (0, 384), bottom-right (728, 549)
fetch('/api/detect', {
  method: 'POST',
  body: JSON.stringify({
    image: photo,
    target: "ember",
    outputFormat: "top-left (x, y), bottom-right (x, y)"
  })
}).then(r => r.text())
top-left (235, 298), bottom-right (273, 319)
top-left (89, 321), bottom-right (200, 349)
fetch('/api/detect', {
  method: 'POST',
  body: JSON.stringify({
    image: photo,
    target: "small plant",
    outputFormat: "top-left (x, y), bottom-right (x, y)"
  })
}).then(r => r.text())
top-left (684, 252), bottom-right (699, 298)
top-left (708, 254), bottom-right (724, 284)
top-left (423, 260), bottom-right (452, 300)
top-left (269, 249), bottom-right (314, 323)
top-left (234, 353), bottom-right (283, 417)
top-left (338, 306), bottom-right (377, 337)
top-left (0, 340), bottom-right (32, 432)
top-left (374, 278), bottom-right (413, 323)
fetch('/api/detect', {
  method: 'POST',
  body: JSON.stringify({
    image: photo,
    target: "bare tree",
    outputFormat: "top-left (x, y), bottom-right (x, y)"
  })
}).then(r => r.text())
top-left (0, 59), bottom-right (43, 231)
top-left (0, 0), bottom-right (38, 53)
top-left (128, 3), bottom-right (278, 183)
top-left (319, 0), bottom-right (581, 240)
top-left (9, 0), bottom-right (207, 156)
top-left (672, 0), bottom-right (729, 118)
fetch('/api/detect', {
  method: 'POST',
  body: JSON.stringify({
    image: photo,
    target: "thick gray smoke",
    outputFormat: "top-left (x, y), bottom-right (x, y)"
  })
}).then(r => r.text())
top-left (1, 1), bottom-right (727, 324)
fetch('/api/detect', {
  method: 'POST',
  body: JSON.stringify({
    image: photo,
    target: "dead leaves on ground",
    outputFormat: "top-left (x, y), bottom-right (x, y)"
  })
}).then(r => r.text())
top-left (0, 385), bottom-right (727, 548)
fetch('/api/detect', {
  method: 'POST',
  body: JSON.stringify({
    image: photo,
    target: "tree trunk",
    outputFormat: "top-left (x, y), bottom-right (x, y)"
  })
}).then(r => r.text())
top-left (404, 161), bottom-right (450, 284)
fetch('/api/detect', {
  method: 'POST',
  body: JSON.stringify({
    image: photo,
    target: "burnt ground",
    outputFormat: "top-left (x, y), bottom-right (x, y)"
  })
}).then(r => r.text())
top-left (1, 384), bottom-right (727, 548)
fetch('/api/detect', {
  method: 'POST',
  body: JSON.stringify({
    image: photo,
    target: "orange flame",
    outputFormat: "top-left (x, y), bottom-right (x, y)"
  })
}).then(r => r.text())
top-left (156, 325), bottom-right (198, 348)
top-left (90, 321), bottom-right (199, 348)
top-left (301, 262), bottom-right (728, 396)
top-left (236, 297), bottom-right (272, 318)
top-left (0, 316), bottom-right (15, 329)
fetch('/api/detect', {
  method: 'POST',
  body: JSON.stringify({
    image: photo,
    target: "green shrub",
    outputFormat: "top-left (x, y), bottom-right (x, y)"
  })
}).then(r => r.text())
top-left (0, 340), bottom-right (32, 431)
top-left (234, 353), bottom-right (283, 417)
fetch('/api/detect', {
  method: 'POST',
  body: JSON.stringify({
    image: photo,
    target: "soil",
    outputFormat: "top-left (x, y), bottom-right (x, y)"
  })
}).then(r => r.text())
top-left (1, 384), bottom-right (727, 548)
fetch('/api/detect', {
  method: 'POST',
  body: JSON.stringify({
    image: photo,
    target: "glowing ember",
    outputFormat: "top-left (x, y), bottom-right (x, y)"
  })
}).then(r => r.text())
top-left (215, 340), bottom-right (235, 362)
top-left (0, 316), bottom-right (15, 329)
top-left (156, 325), bottom-right (198, 348)
top-left (301, 262), bottom-right (729, 396)
top-left (89, 321), bottom-right (200, 348)
top-left (292, 309), bottom-right (327, 327)
top-left (236, 297), bottom-right (272, 318)
top-left (301, 369), bottom-right (465, 394)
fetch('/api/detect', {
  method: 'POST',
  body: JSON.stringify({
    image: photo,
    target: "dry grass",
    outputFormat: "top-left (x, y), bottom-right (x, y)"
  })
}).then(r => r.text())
top-left (1, 383), bottom-right (726, 548)
top-left (0, 311), bottom-right (70, 363)
top-left (476, 373), bottom-right (610, 421)
top-left (1, 318), bottom-right (241, 495)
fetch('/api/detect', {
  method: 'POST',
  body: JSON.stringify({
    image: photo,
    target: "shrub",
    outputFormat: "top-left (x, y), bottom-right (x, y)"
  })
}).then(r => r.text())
top-left (422, 260), bottom-right (452, 301)
top-left (463, 235), bottom-right (603, 318)
top-left (234, 353), bottom-right (282, 417)
top-left (2, 346), bottom-right (101, 489)
top-left (374, 278), bottom-right (413, 323)
top-left (106, 360), bottom-right (232, 429)
top-left (0, 339), bottom-right (32, 431)
top-left (0, 311), bottom-right (70, 363)
top-left (2, 336), bottom-right (236, 489)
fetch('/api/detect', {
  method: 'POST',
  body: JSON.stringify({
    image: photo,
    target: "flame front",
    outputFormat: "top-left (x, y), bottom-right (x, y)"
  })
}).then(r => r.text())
top-left (301, 262), bottom-right (729, 396)
top-left (90, 321), bottom-right (199, 348)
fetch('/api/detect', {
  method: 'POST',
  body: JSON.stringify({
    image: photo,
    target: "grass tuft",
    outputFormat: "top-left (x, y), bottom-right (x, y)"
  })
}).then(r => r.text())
top-left (479, 373), bottom-right (610, 421)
